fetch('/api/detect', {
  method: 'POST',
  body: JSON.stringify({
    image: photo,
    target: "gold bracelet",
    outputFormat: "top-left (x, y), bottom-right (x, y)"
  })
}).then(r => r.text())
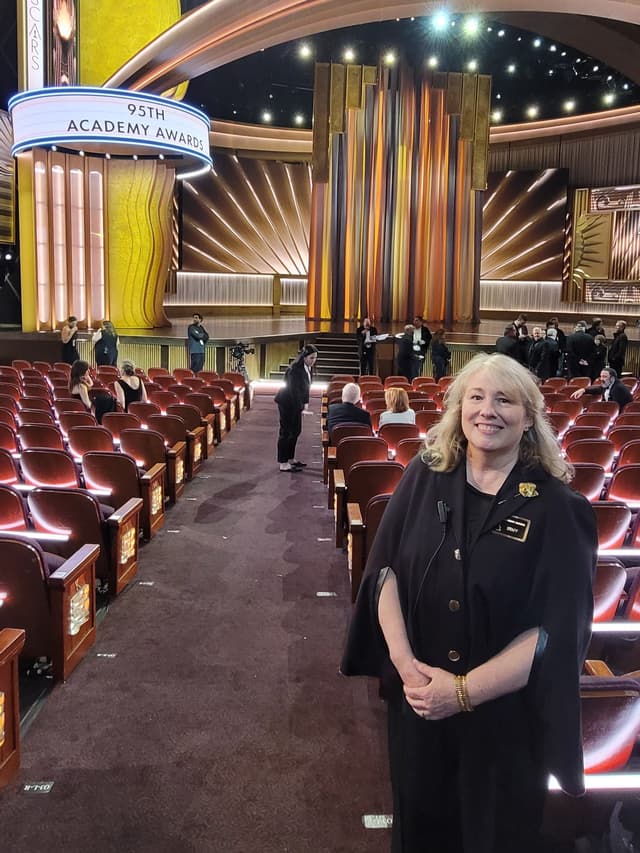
top-left (454, 674), bottom-right (474, 713)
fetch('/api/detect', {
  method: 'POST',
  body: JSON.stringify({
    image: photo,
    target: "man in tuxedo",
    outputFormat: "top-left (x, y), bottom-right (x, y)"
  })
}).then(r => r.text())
top-left (326, 383), bottom-right (371, 435)
top-left (412, 316), bottom-right (432, 369)
top-left (565, 322), bottom-right (597, 378)
top-left (608, 320), bottom-right (628, 376)
top-left (397, 325), bottom-right (422, 381)
top-left (356, 317), bottom-right (378, 376)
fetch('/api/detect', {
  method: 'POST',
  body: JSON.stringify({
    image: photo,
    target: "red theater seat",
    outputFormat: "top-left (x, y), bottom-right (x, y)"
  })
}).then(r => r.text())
top-left (334, 460), bottom-right (403, 549)
top-left (327, 436), bottom-right (388, 511)
top-left (569, 464), bottom-right (606, 503)
top-left (347, 494), bottom-right (391, 602)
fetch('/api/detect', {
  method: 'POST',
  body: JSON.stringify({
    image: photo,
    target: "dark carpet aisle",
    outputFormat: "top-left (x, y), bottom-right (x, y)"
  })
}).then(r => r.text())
top-left (0, 395), bottom-right (391, 853)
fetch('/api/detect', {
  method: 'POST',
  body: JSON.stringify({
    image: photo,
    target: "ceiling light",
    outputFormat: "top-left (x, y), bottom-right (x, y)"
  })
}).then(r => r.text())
top-left (383, 51), bottom-right (397, 66)
top-left (343, 48), bottom-right (355, 63)
top-left (498, 29), bottom-right (505, 37)
top-left (105, 152), bottom-right (111, 160)
top-left (487, 26), bottom-right (492, 32)
top-left (507, 64), bottom-right (516, 74)
top-left (549, 45), bottom-right (557, 52)
top-left (294, 113), bottom-right (304, 126)
top-left (533, 38), bottom-right (542, 48)
top-left (132, 154), bottom-right (138, 160)
top-left (462, 16), bottom-right (480, 36)
top-left (603, 92), bottom-right (616, 106)
top-left (491, 109), bottom-right (503, 123)
top-left (561, 51), bottom-right (567, 57)
top-left (467, 59), bottom-right (478, 72)
top-left (563, 100), bottom-right (576, 112)
top-left (427, 56), bottom-right (439, 69)
top-left (432, 11), bottom-right (450, 31)
top-left (51, 145), bottom-right (57, 152)
top-left (623, 83), bottom-right (630, 90)
top-left (548, 69), bottom-right (554, 76)
top-left (158, 154), bottom-right (165, 160)
top-left (298, 43), bottom-right (312, 59)
top-left (79, 150), bottom-right (85, 157)
top-left (607, 75), bottom-right (613, 82)
top-left (261, 111), bottom-right (273, 123)
top-left (526, 105), bottom-right (539, 119)
top-left (593, 65), bottom-right (600, 72)
top-left (410, 17), bottom-right (415, 21)
top-left (495, 93), bottom-right (502, 100)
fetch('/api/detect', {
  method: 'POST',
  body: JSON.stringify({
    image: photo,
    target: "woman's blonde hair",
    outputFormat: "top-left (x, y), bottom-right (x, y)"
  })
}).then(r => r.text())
top-left (423, 353), bottom-right (573, 482)
top-left (385, 387), bottom-right (409, 413)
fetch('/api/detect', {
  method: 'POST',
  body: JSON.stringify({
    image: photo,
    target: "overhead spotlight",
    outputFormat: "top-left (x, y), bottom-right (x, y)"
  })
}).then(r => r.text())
top-left (383, 51), bottom-right (397, 66)
top-left (606, 75), bottom-right (613, 82)
top-left (158, 154), bottom-right (165, 160)
top-left (132, 154), bottom-right (138, 160)
top-left (4, 253), bottom-right (13, 261)
top-left (432, 11), bottom-right (450, 31)
top-left (497, 29), bottom-right (505, 37)
top-left (526, 105), bottom-right (539, 119)
top-left (548, 69), bottom-right (554, 76)
top-left (105, 152), bottom-right (111, 160)
top-left (491, 109), bottom-right (503, 123)
top-left (507, 63), bottom-right (516, 74)
top-left (269, 93), bottom-right (274, 100)
top-left (593, 65), bottom-right (600, 72)
top-left (549, 45), bottom-right (557, 52)
top-left (467, 59), bottom-right (478, 72)
top-left (294, 113), bottom-right (305, 126)
top-left (298, 43), bottom-right (312, 59)
top-left (79, 150), bottom-right (85, 157)
top-left (487, 26), bottom-right (492, 32)
top-left (343, 47), bottom-right (355, 63)
top-left (262, 111), bottom-right (273, 123)
top-left (623, 83), bottom-right (630, 90)
top-left (603, 92), bottom-right (616, 106)
top-left (561, 51), bottom-right (567, 57)
top-left (427, 55), bottom-right (439, 69)
top-left (495, 93), bottom-right (502, 100)
top-left (51, 145), bottom-right (57, 152)
top-left (563, 100), bottom-right (576, 112)
top-left (533, 38), bottom-right (542, 48)
top-left (517, 36), bottom-right (522, 42)
top-left (410, 17), bottom-right (415, 21)
top-left (462, 16), bottom-right (480, 37)
top-left (232, 109), bottom-right (237, 115)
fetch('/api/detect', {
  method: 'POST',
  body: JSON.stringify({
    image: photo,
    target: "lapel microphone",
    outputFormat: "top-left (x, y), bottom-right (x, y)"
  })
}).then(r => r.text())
top-left (437, 500), bottom-right (450, 526)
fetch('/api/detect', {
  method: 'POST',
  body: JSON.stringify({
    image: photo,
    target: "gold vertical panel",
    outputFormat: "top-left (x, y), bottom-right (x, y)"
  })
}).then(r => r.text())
top-left (471, 75), bottom-right (491, 190)
top-left (329, 64), bottom-right (346, 134)
top-left (17, 156), bottom-right (38, 331)
top-left (106, 160), bottom-right (173, 329)
top-left (346, 65), bottom-right (364, 110)
top-left (460, 74), bottom-right (478, 139)
top-left (312, 63), bottom-right (331, 183)
top-left (446, 73), bottom-right (463, 115)
top-left (363, 66), bottom-right (377, 86)
top-left (0, 113), bottom-right (15, 244)
top-left (79, 0), bottom-right (183, 87)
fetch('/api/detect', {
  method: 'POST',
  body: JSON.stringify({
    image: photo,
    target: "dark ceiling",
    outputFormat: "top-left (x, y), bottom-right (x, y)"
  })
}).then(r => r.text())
top-left (0, 3), bottom-right (639, 129)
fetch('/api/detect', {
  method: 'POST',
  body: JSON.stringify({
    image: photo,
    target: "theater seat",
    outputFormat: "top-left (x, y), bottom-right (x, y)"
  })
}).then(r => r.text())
top-left (592, 501), bottom-right (632, 550)
top-left (82, 451), bottom-right (165, 542)
top-left (593, 562), bottom-right (627, 622)
top-left (27, 487), bottom-right (141, 596)
top-left (101, 411), bottom-right (142, 444)
top-left (0, 449), bottom-right (20, 486)
top-left (20, 448), bottom-right (80, 489)
top-left (322, 422), bottom-right (373, 484)
top-left (166, 404), bottom-right (208, 463)
top-left (580, 674), bottom-right (640, 773)
top-left (120, 428), bottom-right (186, 504)
top-left (67, 426), bottom-right (114, 457)
top-left (394, 438), bottom-right (424, 468)
top-left (0, 535), bottom-right (98, 681)
top-left (128, 401), bottom-right (162, 425)
top-left (17, 424), bottom-right (65, 452)
top-left (335, 460), bottom-right (404, 549)
top-left (378, 423), bottom-right (420, 455)
top-left (605, 465), bottom-right (640, 507)
top-left (565, 439), bottom-right (616, 474)
top-left (148, 413), bottom-right (203, 480)
top-left (0, 628), bottom-right (25, 788)
top-left (0, 485), bottom-right (29, 532)
top-left (347, 494), bottom-right (391, 602)
top-left (327, 436), bottom-right (389, 511)
top-left (569, 464), bottom-right (606, 502)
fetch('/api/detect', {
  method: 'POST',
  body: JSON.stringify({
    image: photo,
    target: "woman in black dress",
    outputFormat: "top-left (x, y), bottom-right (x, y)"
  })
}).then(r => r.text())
top-left (92, 321), bottom-right (119, 366)
top-left (274, 344), bottom-right (318, 472)
top-left (61, 316), bottom-right (80, 365)
top-left (342, 353), bottom-right (597, 853)
top-left (114, 361), bottom-right (147, 411)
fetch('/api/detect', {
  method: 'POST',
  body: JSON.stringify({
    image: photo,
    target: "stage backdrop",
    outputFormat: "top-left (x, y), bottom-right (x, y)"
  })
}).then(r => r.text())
top-left (307, 63), bottom-right (491, 325)
top-left (564, 183), bottom-right (640, 307)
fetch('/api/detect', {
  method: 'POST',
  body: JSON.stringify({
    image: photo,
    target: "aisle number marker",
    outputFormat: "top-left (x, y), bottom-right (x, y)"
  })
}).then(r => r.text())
top-left (317, 537), bottom-right (331, 542)
top-left (363, 815), bottom-right (393, 829)
top-left (316, 591), bottom-right (337, 598)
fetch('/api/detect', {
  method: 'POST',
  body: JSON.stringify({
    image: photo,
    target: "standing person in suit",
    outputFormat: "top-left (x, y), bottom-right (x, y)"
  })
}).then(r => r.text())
top-left (565, 322), bottom-right (597, 378)
top-left (397, 325), bottom-right (422, 382)
top-left (92, 320), bottom-right (119, 366)
top-left (412, 316), bottom-right (432, 375)
top-left (187, 313), bottom-right (209, 374)
top-left (61, 316), bottom-right (80, 365)
top-left (570, 367), bottom-right (633, 410)
top-left (608, 321), bottom-right (628, 376)
top-left (495, 326), bottom-right (521, 362)
top-left (342, 353), bottom-right (596, 853)
top-left (326, 383), bottom-right (371, 435)
top-left (274, 344), bottom-right (318, 472)
top-left (356, 318), bottom-right (378, 376)
top-left (431, 329), bottom-right (451, 383)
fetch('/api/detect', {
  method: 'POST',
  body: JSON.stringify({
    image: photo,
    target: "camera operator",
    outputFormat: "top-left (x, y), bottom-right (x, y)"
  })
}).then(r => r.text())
top-left (231, 342), bottom-right (255, 381)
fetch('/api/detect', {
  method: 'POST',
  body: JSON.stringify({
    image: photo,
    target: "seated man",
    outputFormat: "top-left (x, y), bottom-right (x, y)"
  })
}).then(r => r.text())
top-left (326, 383), bottom-right (371, 435)
top-left (570, 367), bottom-right (633, 409)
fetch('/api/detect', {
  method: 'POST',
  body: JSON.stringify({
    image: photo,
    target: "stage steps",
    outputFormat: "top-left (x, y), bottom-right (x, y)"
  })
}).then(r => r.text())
top-left (268, 333), bottom-right (360, 381)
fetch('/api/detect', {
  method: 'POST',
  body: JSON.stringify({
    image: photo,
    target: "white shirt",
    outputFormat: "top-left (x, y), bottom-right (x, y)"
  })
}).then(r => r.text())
top-left (379, 409), bottom-right (416, 427)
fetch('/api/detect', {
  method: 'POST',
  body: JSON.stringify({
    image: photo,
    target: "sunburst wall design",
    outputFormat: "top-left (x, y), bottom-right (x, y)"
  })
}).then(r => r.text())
top-left (181, 153), bottom-right (312, 275)
top-left (480, 169), bottom-right (568, 282)
top-left (0, 111), bottom-right (15, 245)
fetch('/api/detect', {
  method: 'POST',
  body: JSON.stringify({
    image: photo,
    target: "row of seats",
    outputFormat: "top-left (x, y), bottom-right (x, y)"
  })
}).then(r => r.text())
top-left (0, 359), bottom-right (252, 688)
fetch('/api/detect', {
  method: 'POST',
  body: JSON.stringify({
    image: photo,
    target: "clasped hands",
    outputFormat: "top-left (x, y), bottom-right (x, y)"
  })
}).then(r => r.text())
top-left (400, 658), bottom-right (460, 721)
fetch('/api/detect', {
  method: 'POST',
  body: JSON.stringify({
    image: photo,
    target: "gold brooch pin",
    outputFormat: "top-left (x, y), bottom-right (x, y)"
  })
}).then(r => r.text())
top-left (518, 482), bottom-right (539, 498)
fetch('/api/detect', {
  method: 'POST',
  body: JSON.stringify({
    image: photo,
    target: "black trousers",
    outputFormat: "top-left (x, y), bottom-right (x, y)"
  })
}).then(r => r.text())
top-left (276, 401), bottom-right (302, 463)
top-left (190, 352), bottom-right (205, 374)
top-left (360, 346), bottom-right (376, 376)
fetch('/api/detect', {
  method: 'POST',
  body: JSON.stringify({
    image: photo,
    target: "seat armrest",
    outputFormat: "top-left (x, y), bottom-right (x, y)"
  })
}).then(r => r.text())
top-left (139, 462), bottom-right (166, 484)
top-left (584, 659), bottom-right (614, 677)
top-left (48, 543), bottom-right (101, 585)
top-left (347, 503), bottom-right (365, 603)
top-left (346, 502), bottom-right (363, 528)
top-left (106, 497), bottom-right (144, 525)
top-left (334, 469), bottom-right (347, 548)
top-left (334, 469), bottom-right (346, 492)
top-left (0, 628), bottom-right (26, 663)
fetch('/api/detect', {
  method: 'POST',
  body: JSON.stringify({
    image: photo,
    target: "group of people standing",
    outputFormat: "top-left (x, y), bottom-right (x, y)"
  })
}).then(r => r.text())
top-left (496, 314), bottom-right (630, 383)
top-left (61, 316), bottom-right (120, 367)
top-left (357, 317), bottom-right (452, 382)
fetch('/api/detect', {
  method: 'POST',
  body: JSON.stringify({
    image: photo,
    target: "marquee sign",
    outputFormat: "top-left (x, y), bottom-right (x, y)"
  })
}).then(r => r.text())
top-left (9, 87), bottom-right (212, 176)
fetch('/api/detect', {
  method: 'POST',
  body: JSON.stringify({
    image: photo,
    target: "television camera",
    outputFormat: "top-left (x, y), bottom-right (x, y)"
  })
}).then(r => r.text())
top-left (230, 342), bottom-right (255, 381)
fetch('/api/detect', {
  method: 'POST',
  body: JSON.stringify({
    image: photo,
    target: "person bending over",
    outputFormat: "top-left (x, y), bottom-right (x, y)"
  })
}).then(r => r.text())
top-left (274, 344), bottom-right (318, 472)
top-left (570, 366), bottom-right (633, 409)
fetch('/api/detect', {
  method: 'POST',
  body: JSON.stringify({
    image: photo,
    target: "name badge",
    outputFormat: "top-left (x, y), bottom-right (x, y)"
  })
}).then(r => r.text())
top-left (492, 515), bottom-right (530, 543)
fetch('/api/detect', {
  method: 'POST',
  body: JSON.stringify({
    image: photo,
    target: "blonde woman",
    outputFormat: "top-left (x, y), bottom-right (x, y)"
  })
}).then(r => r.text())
top-left (378, 387), bottom-right (416, 428)
top-left (342, 353), bottom-right (596, 853)
top-left (114, 361), bottom-right (147, 411)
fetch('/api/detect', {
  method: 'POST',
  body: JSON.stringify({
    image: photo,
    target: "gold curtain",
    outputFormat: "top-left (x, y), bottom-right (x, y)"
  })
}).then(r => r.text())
top-left (308, 64), bottom-right (490, 325)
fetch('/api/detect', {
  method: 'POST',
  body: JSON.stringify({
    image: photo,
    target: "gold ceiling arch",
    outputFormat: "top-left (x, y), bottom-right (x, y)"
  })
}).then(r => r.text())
top-left (105, 0), bottom-right (640, 97)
